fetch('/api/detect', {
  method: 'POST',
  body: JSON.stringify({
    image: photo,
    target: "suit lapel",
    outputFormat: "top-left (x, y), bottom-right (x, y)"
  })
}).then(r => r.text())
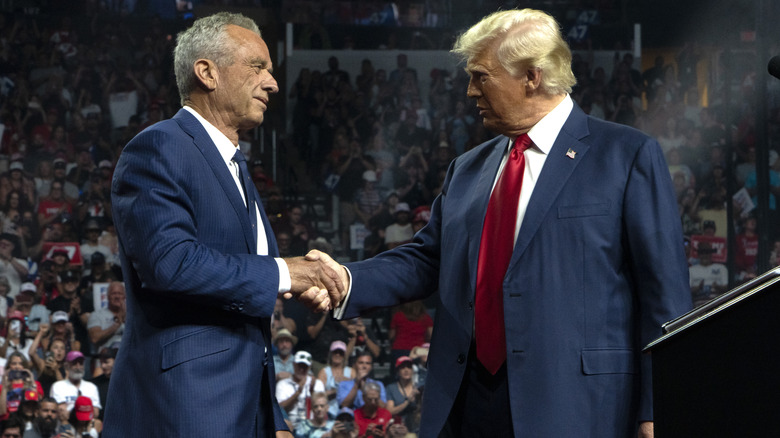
top-left (173, 110), bottom-right (257, 253)
top-left (507, 104), bottom-right (591, 271)
top-left (467, 136), bottom-right (509, 293)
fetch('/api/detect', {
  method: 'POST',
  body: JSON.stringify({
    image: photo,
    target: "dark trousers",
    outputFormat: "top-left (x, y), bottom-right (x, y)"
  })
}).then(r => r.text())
top-left (439, 346), bottom-right (515, 437)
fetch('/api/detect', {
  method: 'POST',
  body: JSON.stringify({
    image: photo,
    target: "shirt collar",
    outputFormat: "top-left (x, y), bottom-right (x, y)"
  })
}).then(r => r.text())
top-left (183, 106), bottom-right (239, 163)
top-left (524, 94), bottom-right (574, 155)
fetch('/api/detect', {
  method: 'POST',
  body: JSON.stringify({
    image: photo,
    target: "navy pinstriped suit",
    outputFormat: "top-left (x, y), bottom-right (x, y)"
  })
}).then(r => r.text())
top-left (105, 109), bottom-right (287, 436)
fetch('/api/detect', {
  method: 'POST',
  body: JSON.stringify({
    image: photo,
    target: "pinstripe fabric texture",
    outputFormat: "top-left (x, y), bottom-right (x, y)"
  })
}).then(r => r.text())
top-left (104, 109), bottom-right (287, 437)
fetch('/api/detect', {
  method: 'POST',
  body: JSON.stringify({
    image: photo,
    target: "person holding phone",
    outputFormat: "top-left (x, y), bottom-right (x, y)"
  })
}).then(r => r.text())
top-left (0, 311), bottom-right (32, 361)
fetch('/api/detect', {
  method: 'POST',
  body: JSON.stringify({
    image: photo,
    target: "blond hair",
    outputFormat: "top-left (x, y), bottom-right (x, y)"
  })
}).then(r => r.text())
top-left (451, 9), bottom-right (576, 95)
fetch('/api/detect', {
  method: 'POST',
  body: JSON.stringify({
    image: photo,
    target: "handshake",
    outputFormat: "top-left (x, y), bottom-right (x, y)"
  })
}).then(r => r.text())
top-left (282, 250), bottom-right (350, 313)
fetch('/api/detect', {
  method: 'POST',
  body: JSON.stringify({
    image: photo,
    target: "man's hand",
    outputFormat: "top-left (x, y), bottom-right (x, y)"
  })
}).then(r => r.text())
top-left (638, 421), bottom-right (653, 438)
top-left (304, 250), bottom-right (349, 308)
top-left (275, 431), bottom-right (294, 438)
top-left (284, 254), bottom-right (345, 312)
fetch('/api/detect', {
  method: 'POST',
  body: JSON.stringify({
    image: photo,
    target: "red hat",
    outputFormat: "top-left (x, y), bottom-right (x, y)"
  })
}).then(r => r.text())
top-left (395, 355), bottom-right (413, 368)
top-left (74, 396), bottom-right (93, 421)
top-left (7, 310), bottom-right (24, 321)
top-left (412, 206), bottom-right (431, 224)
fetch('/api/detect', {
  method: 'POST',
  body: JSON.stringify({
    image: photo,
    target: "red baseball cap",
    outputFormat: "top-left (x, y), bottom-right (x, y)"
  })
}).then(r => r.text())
top-left (75, 396), bottom-right (93, 421)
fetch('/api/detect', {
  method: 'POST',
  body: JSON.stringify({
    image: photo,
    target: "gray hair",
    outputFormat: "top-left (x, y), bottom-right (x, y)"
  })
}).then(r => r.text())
top-left (173, 12), bottom-right (261, 105)
top-left (363, 381), bottom-right (381, 395)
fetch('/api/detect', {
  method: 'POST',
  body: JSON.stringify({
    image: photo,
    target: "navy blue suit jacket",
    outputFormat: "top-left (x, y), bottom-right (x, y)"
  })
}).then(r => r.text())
top-left (343, 104), bottom-right (692, 437)
top-left (105, 109), bottom-right (287, 436)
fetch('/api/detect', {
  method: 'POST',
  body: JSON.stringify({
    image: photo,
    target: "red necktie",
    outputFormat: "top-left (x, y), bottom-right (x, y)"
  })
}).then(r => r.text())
top-left (475, 134), bottom-right (532, 375)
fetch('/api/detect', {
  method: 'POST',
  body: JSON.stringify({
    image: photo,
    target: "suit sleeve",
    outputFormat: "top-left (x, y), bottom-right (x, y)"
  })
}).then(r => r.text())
top-left (341, 159), bottom-right (454, 318)
top-left (111, 128), bottom-right (279, 318)
top-left (623, 138), bottom-right (692, 422)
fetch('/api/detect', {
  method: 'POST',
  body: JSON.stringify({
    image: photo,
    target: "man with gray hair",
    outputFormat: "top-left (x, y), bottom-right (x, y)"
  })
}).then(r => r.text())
top-left (353, 381), bottom-right (392, 437)
top-left (106, 11), bottom-right (345, 437)
top-left (314, 7), bottom-right (691, 438)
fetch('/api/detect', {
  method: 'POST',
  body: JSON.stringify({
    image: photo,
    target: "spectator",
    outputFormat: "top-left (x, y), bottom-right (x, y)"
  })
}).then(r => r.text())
top-left (0, 277), bottom-right (10, 319)
top-left (329, 407), bottom-right (359, 438)
top-left (36, 181), bottom-right (71, 230)
top-left (1, 352), bottom-right (42, 404)
top-left (67, 396), bottom-right (100, 438)
top-left (337, 351), bottom-right (386, 410)
top-left (49, 351), bottom-right (100, 414)
top-left (88, 348), bottom-right (115, 421)
top-left (3, 162), bottom-right (36, 209)
top-left (323, 56), bottom-right (350, 90)
top-left (28, 337), bottom-right (66, 399)
top-left (734, 215), bottom-right (759, 281)
top-left (15, 284), bottom-right (40, 324)
top-left (384, 203), bottom-right (413, 250)
top-left (49, 159), bottom-right (79, 203)
top-left (8, 387), bottom-right (37, 431)
top-left (304, 310), bottom-right (350, 368)
top-left (79, 252), bottom-right (115, 297)
top-left (411, 206), bottom-right (431, 234)
top-left (0, 234), bottom-right (29, 299)
top-left (66, 151), bottom-right (95, 191)
top-left (40, 311), bottom-right (78, 353)
top-left (342, 318), bottom-right (381, 363)
top-left (293, 391), bottom-right (333, 438)
top-left (285, 206), bottom-right (315, 257)
top-left (78, 221), bottom-right (111, 271)
top-left (316, 340), bottom-right (352, 418)
top-left (389, 54), bottom-right (418, 94)
top-left (354, 171), bottom-right (383, 227)
top-left (46, 270), bottom-right (82, 335)
top-left (271, 297), bottom-right (298, 339)
top-left (388, 301), bottom-right (432, 370)
top-left (689, 242), bottom-right (728, 306)
top-left (76, 173), bottom-right (111, 225)
top-left (1, 415), bottom-right (24, 438)
top-left (276, 351), bottom-right (325, 429)
top-left (86, 281), bottom-right (125, 352)
top-left (385, 422), bottom-right (412, 438)
top-left (277, 231), bottom-right (293, 258)
top-left (48, 249), bottom-right (71, 276)
top-left (22, 396), bottom-right (59, 438)
top-left (385, 356), bottom-right (420, 429)
top-left (0, 311), bottom-right (32, 360)
top-left (272, 328), bottom-right (297, 381)
top-left (744, 152), bottom-right (780, 240)
top-left (353, 381), bottom-right (392, 437)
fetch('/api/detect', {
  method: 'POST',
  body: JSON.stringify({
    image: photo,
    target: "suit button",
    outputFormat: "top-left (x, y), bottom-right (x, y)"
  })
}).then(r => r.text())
top-left (467, 301), bottom-right (473, 311)
top-left (457, 354), bottom-right (465, 364)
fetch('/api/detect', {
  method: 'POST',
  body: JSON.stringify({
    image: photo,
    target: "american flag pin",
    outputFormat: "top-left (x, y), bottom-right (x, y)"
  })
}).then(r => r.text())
top-left (566, 148), bottom-right (576, 159)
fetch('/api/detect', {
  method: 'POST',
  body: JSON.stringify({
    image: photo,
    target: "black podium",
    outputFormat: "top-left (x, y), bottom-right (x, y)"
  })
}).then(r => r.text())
top-left (644, 267), bottom-right (780, 437)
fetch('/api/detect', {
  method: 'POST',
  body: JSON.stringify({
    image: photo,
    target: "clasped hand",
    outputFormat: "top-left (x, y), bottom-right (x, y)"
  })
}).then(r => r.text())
top-left (283, 250), bottom-right (349, 313)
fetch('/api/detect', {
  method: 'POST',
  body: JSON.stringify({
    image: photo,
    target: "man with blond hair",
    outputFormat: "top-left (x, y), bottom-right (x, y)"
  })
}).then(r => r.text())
top-left (315, 8), bottom-right (691, 438)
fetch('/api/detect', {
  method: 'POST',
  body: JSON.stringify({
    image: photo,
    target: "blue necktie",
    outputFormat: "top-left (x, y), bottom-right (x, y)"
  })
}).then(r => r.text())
top-left (232, 149), bottom-right (258, 250)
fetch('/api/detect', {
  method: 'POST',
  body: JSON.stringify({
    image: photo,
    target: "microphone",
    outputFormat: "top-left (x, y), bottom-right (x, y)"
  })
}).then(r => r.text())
top-left (768, 56), bottom-right (780, 79)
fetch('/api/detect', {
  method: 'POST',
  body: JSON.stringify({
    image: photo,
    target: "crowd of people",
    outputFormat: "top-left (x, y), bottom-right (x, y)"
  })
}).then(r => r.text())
top-left (0, 2), bottom-right (774, 437)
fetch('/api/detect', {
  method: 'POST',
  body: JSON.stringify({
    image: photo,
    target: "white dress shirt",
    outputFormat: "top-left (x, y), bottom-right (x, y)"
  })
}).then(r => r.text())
top-left (184, 106), bottom-right (291, 293)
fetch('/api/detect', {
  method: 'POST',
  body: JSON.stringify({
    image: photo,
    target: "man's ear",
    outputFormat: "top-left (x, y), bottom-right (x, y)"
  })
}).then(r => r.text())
top-left (193, 59), bottom-right (218, 91)
top-left (526, 67), bottom-right (542, 92)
